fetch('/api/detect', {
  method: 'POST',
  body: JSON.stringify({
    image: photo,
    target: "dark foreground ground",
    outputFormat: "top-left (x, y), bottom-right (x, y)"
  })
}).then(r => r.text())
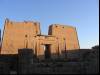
top-left (0, 45), bottom-right (99, 74)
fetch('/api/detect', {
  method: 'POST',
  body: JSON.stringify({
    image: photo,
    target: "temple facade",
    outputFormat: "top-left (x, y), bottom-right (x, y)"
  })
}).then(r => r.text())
top-left (0, 19), bottom-right (80, 59)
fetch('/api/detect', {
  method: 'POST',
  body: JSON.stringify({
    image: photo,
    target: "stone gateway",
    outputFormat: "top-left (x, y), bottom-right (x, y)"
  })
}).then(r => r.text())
top-left (0, 19), bottom-right (80, 59)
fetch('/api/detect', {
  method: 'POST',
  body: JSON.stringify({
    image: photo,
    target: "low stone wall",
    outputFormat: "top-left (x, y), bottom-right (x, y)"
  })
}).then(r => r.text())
top-left (0, 62), bottom-right (10, 74)
top-left (0, 48), bottom-right (99, 74)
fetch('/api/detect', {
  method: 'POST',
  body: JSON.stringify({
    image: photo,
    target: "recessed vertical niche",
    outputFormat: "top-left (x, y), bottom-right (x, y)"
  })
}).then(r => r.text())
top-left (25, 34), bottom-right (28, 48)
top-left (34, 22), bottom-right (38, 34)
top-left (34, 22), bottom-right (37, 25)
top-left (62, 26), bottom-right (64, 28)
top-left (55, 25), bottom-right (58, 28)
top-left (25, 34), bottom-right (28, 38)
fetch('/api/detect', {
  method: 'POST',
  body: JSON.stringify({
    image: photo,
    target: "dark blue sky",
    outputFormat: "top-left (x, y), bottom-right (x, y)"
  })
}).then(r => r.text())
top-left (0, 0), bottom-right (99, 48)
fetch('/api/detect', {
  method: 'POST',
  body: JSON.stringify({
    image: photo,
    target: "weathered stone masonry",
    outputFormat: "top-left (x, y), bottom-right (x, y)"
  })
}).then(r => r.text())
top-left (0, 19), bottom-right (80, 59)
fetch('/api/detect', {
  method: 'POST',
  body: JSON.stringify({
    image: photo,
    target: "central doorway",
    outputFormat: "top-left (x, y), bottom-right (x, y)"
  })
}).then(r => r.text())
top-left (44, 44), bottom-right (51, 59)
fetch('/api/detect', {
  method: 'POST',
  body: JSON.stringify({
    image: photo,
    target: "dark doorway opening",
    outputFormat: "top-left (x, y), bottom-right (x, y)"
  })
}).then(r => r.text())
top-left (44, 44), bottom-right (51, 59)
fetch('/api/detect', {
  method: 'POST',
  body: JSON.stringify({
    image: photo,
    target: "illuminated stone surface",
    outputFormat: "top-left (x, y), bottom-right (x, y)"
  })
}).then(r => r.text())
top-left (1, 19), bottom-right (80, 58)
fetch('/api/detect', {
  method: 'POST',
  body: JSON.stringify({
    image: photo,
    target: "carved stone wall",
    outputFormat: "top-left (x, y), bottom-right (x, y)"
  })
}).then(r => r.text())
top-left (1, 19), bottom-right (80, 58)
